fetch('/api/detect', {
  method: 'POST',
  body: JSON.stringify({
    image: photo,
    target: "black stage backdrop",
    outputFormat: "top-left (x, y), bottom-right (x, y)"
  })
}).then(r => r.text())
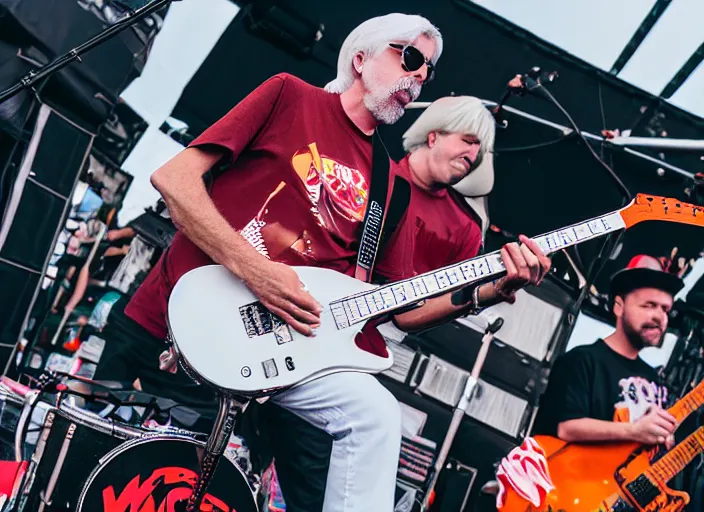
top-left (171, 0), bottom-right (704, 295)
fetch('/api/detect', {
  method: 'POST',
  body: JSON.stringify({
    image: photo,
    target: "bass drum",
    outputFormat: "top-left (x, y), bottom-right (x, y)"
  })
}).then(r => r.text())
top-left (76, 434), bottom-right (258, 512)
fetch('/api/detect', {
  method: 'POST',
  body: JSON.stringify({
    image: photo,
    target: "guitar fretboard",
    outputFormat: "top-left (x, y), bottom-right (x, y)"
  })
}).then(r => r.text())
top-left (330, 211), bottom-right (625, 329)
top-left (669, 380), bottom-right (704, 424)
top-left (647, 427), bottom-right (704, 484)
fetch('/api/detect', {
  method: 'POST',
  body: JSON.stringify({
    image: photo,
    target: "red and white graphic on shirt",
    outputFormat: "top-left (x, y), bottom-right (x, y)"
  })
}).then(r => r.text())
top-left (239, 143), bottom-right (368, 259)
top-left (291, 142), bottom-right (368, 224)
top-left (613, 376), bottom-right (668, 423)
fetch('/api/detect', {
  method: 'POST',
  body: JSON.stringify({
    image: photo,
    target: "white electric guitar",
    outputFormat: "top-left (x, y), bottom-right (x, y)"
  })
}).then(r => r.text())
top-left (167, 194), bottom-right (704, 396)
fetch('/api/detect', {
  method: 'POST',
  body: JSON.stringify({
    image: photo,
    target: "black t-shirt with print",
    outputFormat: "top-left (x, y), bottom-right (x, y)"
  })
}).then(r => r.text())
top-left (533, 339), bottom-right (670, 436)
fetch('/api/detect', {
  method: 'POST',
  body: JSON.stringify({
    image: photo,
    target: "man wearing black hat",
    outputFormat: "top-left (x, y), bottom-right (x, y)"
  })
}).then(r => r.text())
top-left (532, 255), bottom-right (682, 447)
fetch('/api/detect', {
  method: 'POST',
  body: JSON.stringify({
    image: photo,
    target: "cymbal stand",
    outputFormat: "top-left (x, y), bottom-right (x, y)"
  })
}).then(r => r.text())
top-left (184, 392), bottom-right (241, 512)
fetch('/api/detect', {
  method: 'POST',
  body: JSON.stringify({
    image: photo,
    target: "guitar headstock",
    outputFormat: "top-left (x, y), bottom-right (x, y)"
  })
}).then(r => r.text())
top-left (619, 194), bottom-right (704, 229)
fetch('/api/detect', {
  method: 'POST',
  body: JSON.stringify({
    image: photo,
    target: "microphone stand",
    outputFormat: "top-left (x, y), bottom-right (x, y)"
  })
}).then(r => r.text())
top-left (605, 136), bottom-right (704, 152)
top-left (0, 0), bottom-right (178, 105)
top-left (420, 315), bottom-right (504, 511)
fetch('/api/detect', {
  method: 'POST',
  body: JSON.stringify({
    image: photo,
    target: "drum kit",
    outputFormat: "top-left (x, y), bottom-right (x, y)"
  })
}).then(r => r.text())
top-left (0, 371), bottom-right (259, 512)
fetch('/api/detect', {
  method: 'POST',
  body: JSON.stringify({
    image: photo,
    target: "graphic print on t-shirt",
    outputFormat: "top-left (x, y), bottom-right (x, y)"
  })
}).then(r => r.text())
top-left (238, 142), bottom-right (369, 260)
top-left (291, 142), bottom-right (369, 224)
top-left (613, 376), bottom-right (668, 423)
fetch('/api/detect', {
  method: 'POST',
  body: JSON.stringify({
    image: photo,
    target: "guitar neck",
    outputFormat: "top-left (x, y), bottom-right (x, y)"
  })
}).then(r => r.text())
top-left (646, 427), bottom-right (704, 484)
top-left (668, 380), bottom-right (704, 424)
top-left (329, 211), bottom-right (625, 329)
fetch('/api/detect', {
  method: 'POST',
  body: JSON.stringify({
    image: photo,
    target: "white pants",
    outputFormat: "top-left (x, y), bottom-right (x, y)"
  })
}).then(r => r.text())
top-left (272, 371), bottom-right (402, 512)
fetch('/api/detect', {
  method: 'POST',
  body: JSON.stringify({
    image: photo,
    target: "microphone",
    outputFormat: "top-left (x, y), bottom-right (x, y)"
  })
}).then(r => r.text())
top-left (519, 66), bottom-right (559, 98)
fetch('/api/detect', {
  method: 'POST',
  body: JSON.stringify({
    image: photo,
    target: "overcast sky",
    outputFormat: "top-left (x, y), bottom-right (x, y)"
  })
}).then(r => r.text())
top-left (473, 0), bottom-right (704, 118)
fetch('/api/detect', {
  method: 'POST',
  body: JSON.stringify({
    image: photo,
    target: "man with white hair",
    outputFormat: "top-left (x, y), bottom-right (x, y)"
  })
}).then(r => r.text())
top-left (95, 12), bottom-right (445, 512)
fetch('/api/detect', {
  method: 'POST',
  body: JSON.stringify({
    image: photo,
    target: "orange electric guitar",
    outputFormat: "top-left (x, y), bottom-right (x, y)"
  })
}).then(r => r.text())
top-left (500, 377), bottom-right (704, 512)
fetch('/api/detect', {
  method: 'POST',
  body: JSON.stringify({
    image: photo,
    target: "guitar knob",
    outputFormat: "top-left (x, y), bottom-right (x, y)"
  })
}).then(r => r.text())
top-left (611, 497), bottom-right (636, 512)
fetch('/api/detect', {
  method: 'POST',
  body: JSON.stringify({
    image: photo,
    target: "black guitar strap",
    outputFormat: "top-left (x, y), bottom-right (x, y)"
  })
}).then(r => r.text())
top-left (355, 129), bottom-right (410, 283)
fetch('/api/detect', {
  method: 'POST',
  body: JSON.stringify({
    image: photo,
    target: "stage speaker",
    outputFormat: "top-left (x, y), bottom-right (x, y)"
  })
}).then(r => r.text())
top-left (0, 103), bottom-right (94, 372)
top-left (0, 0), bottom-right (169, 125)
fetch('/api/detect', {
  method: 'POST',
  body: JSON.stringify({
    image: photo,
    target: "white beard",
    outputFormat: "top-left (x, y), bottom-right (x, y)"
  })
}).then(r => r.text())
top-left (362, 75), bottom-right (421, 125)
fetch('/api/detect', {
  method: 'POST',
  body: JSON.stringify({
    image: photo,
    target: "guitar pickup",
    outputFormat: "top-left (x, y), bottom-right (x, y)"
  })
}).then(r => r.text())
top-left (262, 358), bottom-right (279, 379)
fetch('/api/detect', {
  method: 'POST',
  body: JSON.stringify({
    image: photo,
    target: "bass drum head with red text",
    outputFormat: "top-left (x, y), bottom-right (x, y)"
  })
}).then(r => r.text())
top-left (76, 434), bottom-right (258, 512)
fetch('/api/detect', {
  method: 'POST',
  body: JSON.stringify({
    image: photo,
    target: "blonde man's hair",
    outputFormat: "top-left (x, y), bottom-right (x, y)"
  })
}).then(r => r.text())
top-left (402, 96), bottom-right (495, 159)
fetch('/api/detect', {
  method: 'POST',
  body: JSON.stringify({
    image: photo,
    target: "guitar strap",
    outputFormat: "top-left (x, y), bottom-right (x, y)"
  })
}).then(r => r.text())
top-left (354, 129), bottom-right (410, 283)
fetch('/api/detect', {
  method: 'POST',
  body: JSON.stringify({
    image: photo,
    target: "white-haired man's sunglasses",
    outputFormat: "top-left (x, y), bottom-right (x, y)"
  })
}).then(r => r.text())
top-left (389, 43), bottom-right (435, 84)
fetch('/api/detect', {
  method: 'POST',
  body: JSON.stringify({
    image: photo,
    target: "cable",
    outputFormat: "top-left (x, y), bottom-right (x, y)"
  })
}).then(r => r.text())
top-left (507, 74), bottom-right (631, 362)
top-left (495, 134), bottom-right (572, 154)
top-left (525, 77), bottom-right (632, 203)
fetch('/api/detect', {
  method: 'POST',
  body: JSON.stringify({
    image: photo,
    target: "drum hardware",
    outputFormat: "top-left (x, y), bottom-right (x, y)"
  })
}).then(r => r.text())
top-left (25, 370), bottom-right (200, 434)
top-left (36, 421), bottom-right (74, 512)
top-left (1, 369), bottom-right (257, 511)
top-left (0, 380), bottom-right (43, 511)
top-left (1, 372), bottom-right (153, 512)
top-left (13, 401), bottom-right (149, 511)
top-left (14, 404), bottom-right (56, 512)
top-left (185, 393), bottom-right (244, 512)
top-left (0, 383), bottom-right (36, 463)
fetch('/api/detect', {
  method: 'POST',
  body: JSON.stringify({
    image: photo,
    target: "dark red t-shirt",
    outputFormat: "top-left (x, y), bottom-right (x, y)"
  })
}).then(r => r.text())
top-left (126, 73), bottom-right (373, 338)
top-left (374, 155), bottom-right (483, 282)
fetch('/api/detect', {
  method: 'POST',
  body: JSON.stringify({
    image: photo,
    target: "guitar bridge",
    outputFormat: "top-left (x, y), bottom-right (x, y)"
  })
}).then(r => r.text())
top-left (624, 474), bottom-right (660, 509)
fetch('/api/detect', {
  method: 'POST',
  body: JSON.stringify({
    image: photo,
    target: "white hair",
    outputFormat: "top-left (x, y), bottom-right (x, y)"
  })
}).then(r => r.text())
top-left (402, 96), bottom-right (496, 157)
top-left (324, 13), bottom-right (443, 94)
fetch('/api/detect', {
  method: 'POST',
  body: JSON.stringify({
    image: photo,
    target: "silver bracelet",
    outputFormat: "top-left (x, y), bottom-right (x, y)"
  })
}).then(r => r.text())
top-left (467, 285), bottom-right (484, 315)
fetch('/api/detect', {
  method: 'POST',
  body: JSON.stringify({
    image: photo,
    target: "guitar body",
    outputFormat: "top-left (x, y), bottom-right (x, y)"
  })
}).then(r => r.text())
top-left (501, 435), bottom-right (690, 512)
top-left (167, 265), bottom-right (394, 395)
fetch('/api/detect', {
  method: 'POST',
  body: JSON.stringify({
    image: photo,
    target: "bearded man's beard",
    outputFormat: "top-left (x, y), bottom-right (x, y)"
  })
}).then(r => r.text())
top-left (622, 313), bottom-right (665, 350)
top-left (362, 75), bottom-right (421, 125)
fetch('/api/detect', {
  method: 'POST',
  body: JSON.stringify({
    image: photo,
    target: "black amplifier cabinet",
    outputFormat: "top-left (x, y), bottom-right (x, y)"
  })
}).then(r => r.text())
top-left (404, 275), bottom-right (575, 400)
top-left (404, 321), bottom-right (541, 400)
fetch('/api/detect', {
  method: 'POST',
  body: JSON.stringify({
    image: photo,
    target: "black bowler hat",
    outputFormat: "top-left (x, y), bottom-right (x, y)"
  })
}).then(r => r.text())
top-left (609, 255), bottom-right (684, 299)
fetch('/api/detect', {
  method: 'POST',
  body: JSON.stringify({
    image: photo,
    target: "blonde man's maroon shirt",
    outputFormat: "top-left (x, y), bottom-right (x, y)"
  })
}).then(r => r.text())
top-left (374, 154), bottom-right (482, 282)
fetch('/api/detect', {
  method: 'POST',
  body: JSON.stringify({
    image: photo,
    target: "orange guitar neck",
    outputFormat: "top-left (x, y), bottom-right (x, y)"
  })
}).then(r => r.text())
top-left (646, 427), bottom-right (704, 487)
top-left (668, 379), bottom-right (704, 424)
